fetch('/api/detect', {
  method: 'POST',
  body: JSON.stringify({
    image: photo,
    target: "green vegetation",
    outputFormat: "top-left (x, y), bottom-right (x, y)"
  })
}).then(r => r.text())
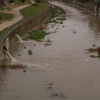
top-left (20, 2), bottom-right (48, 18)
top-left (50, 6), bottom-right (64, 17)
top-left (44, 6), bottom-right (65, 24)
top-left (23, 69), bottom-right (26, 72)
top-left (28, 30), bottom-right (49, 40)
top-left (88, 48), bottom-right (97, 53)
top-left (1, 64), bottom-right (7, 68)
top-left (0, 27), bottom-right (9, 37)
top-left (8, 0), bottom-right (28, 5)
top-left (1, 12), bottom-right (14, 20)
top-left (28, 50), bottom-right (33, 55)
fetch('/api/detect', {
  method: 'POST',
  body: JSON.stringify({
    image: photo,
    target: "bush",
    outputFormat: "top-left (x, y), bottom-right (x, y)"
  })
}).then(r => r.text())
top-left (35, 0), bottom-right (41, 3)
top-left (21, 0), bottom-right (25, 3)
top-left (9, 0), bottom-right (14, 3)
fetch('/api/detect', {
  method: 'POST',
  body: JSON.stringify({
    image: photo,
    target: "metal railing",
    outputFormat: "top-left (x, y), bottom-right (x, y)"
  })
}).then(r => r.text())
top-left (0, 2), bottom-right (50, 45)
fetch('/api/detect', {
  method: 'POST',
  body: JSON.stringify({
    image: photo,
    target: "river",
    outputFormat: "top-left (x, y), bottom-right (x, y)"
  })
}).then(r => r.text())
top-left (0, 1), bottom-right (100, 100)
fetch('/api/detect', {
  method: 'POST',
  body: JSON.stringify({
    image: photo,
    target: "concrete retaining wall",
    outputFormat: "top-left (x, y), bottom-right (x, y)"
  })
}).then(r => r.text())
top-left (62, 0), bottom-right (100, 13)
top-left (0, 4), bottom-right (50, 65)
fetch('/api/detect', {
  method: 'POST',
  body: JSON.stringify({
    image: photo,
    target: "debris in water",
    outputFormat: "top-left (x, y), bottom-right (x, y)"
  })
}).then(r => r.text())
top-left (46, 39), bottom-right (52, 42)
top-left (62, 25), bottom-right (65, 27)
top-left (87, 48), bottom-right (97, 53)
top-left (36, 39), bottom-right (42, 42)
top-left (59, 93), bottom-right (67, 99)
top-left (47, 86), bottom-right (53, 89)
top-left (73, 30), bottom-right (76, 33)
top-left (28, 50), bottom-right (33, 55)
top-left (98, 56), bottom-right (100, 58)
top-left (52, 93), bottom-right (58, 97)
top-left (97, 47), bottom-right (100, 56)
top-left (60, 21), bottom-right (63, 24)
top-left (24, 46), bottom-right (26, 49)
top-left (48, 83), bottom-right (54, 85)
top-left (53, 30), bottom-right (57, 33)
top-left (9, 65), bottom-right (24, 69)
top-left (37, 24), bottom-right (45, 30)
top-left (45, 43), bottom-right (52, 46)
top-left (23, 70), bottom-right (26, 72)
top-left (1, 64), bottom-right (7, 68)
top-left (92, 44), bottom-right (96, 47)
top-left (90, 55), bottom-right (97, 58)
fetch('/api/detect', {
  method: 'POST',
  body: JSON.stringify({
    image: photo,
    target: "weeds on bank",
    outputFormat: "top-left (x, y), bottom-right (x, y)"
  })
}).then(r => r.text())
top-left (44, 6), bottom-right (65, 24)
top-left (1, 64), bottom-right (7, 68)
top-left (73, 30), bottom-right (76, 33)
top-left (50, 6), bottom-right (64, 17)
top-left (0, 27), bottom-right (9, 37)
top-left (28, 50), bottom-right (33, 55)
top-left (88, 48), bottom-right (97, 53)
top-left (20, 2), bottom-right (48, 18)
top-left (1, 12), bottom-right (14, 20)
top-left (28, 30), bottom-right (49, 40)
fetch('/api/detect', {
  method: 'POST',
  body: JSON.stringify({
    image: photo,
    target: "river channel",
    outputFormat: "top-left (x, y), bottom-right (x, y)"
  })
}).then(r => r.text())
top-left (0, 1), bottom-right (100, 100)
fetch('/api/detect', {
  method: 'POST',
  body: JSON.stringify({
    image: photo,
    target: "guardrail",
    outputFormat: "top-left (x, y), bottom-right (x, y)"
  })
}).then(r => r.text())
top-left (0, 4), bottom-right (50, 45)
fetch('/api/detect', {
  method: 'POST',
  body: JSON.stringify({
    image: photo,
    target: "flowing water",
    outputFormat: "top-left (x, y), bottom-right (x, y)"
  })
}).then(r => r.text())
top-left (1, 2), bottom-right (100, 100)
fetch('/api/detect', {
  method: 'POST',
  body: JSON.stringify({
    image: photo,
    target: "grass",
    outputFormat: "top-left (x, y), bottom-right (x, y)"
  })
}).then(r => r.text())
top-left (88, 48), bottom-right (97, 53)
top-left (1, 64), bottom-right (7, 68)
top-left (0, 27), bottom-right (9, 37)
top-left (28, 30), bottom-right (49, 40)
top-left (28, 50), bottom-right (33, 55)
top-left (44, 6), bottom-right (65, 24)
top-left (23, 69), bottom-right (26, 72)
top-left (50, 6), bottom-right (64, 17)
top-left (20, 1), bottom-right (48, 18)
top-left (1, 12), bottom-right (14, 20)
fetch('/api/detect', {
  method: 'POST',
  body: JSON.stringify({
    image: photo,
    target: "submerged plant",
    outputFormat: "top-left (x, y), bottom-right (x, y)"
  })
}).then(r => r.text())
top-left (73, 30), bottom-right (76, 33)
top-left (28, 50), bottom-right (33, 55)
top-left (88, 48), bottom-right (97, 53)
top-left (23, 69), bottom-right (26, 72)
top-left (29, 30), bottom-right (49, 40)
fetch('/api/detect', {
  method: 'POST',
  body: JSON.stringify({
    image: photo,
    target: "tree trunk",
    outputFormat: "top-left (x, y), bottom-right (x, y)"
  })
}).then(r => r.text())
top-left (95, 5), bottom-right (99, 12)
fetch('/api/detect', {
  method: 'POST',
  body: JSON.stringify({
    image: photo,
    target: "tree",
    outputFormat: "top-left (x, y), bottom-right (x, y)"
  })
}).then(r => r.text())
top-left (0, 0), bottom-right (4, 20)
top-left (21, 0), bottom-right (25, 3)
top-left (9, 0), bottom-right (14, 3)
top-left (94, 0), bottom-right (100, 12)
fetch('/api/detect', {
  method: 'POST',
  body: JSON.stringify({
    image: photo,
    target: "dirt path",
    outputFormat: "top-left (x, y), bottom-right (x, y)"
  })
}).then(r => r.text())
top-left (1, 1), bottom-right (100, 100)
top-left (0, 4), bottom-right (29, 31)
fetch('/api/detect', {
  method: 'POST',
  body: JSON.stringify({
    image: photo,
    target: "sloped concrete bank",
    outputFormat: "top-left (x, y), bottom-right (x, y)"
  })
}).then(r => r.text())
top-left (0, 4), bottom-right (50, 65)
top-left (57, 0), bottom-right (100, 14)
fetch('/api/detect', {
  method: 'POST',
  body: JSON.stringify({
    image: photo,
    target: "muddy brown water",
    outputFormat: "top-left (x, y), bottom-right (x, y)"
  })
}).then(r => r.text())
top-left (1, 2), bottom-right (100, 100)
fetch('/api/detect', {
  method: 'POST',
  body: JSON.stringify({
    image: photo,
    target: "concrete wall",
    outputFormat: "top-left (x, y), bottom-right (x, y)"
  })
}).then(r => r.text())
top-left (62, 0), bottom-right (100, 13)
top-left (0, 5), bottom-right (50, 65)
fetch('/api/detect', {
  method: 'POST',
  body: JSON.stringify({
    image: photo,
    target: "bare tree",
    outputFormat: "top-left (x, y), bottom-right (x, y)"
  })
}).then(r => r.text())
top-left (94, 0), bottom-right (100, 12)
